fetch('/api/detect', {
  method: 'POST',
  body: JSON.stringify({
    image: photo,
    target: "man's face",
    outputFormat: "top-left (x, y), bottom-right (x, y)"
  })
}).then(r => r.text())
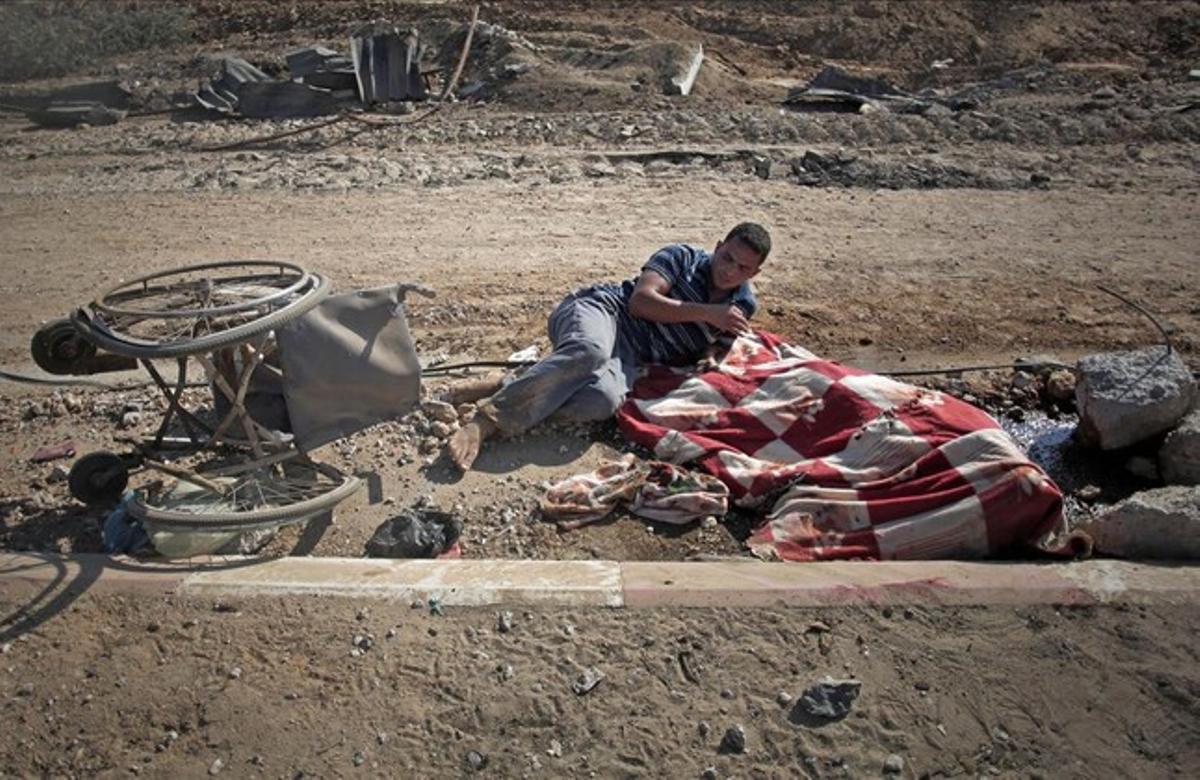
top-left (711, 238), bottom-right (763, 291)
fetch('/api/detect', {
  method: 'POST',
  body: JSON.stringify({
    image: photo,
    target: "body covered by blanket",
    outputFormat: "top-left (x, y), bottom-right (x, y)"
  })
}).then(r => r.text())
top-left (617, 332), bottom-right (1069, 561)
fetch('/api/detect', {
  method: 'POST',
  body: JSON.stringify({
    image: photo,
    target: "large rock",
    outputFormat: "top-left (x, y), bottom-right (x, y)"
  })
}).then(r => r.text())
top-left (1161, 408), bottom-right (1200, 485)
top-left (1079, 486), bottom-right (1200, 559)
top-left (1074, 347), bottom-right (1197, 450)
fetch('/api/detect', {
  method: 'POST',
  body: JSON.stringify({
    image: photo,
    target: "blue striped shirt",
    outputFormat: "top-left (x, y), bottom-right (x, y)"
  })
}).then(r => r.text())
top-left (580, 243), bottom-right (757, 365)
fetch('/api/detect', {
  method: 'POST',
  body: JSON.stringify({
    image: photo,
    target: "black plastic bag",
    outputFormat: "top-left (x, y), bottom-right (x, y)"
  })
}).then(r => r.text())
top-left (365, 509), bottom-right (462, 558)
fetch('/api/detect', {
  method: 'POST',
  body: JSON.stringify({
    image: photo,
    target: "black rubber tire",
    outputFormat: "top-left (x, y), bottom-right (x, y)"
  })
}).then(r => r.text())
top-left (96, 260), bottom-right (312, 319)
top-left (31, 318), bottom-right (97, 375)
top-left (70, 273), bottom-right (331, 360)
top-left (126, 460), bottom-right (360, 530)
top-left (68, 451), bottom-right (129, 505)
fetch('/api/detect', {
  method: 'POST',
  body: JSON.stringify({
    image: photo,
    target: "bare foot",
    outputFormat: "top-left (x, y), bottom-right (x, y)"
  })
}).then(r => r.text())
top-left (445, 416), bottom-right (498, 471)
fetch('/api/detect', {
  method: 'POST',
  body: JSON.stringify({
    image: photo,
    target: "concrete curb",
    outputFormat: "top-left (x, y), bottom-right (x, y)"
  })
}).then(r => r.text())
top-left (1, 553), bottom-right (1198, 609)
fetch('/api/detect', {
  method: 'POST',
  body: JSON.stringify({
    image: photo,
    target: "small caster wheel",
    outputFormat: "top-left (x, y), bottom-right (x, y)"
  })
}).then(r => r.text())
top-left (68, 451), bottom-right (129, 505)
top-left (31, 318), bottom-right (97, 375)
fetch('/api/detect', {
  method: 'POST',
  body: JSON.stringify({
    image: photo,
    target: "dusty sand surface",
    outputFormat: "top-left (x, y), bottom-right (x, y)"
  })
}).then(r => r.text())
top-left (0, 586), bottom-right (1198, 778)
top-left (1, 0), bottom-right (1198, 559)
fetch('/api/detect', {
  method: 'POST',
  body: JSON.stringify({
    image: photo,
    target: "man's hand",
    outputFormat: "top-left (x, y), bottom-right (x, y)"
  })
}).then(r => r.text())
top-left (706, 303), bottom-right (750, 335)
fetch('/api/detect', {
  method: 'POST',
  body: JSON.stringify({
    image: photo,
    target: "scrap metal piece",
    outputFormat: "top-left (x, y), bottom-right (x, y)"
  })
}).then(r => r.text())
top-left (27, 101), bottom-right (124, 127)
top-left (666, 43), bottom-right (704, 96)
top-left (785, 65), bottom-right (936, 114)
top-left (195, 55), bottom-right (340, 118)
top-left (194, 56), bottom-right (271, 114)
top-left (287, 46), bottom-right (358, 92)
top-left (351, 22), bottom-right (427, 103)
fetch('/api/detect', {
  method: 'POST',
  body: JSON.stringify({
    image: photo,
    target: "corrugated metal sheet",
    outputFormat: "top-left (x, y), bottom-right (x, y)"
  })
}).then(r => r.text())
top-left (350, 24), bottom-right (427, 103)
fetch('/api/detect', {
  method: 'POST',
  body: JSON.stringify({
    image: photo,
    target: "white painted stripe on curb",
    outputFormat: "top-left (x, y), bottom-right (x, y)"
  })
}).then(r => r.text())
top-left (180, 557), bottom-right (625, 607)
top-left (1059, 560), bottom-right (1200, 604)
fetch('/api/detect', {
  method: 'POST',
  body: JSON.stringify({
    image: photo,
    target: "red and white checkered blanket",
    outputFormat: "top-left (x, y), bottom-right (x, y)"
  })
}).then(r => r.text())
top-left (617, 332), bottom-right (1070, 561)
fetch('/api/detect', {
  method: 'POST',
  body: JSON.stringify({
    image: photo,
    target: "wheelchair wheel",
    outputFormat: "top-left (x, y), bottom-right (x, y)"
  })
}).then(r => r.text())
top-left (70, 262), bottom-right (330, 359)
top-left (127, 456), bottom-right (360, 532)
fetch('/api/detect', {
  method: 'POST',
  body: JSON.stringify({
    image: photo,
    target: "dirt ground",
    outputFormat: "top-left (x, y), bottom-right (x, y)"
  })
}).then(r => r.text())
top-left (0, 586), bottom-right (1197, 778)
top-left (1, 0), bottom-right (1199, 561)
top-left (1, 3), bottom-right (1199, 777)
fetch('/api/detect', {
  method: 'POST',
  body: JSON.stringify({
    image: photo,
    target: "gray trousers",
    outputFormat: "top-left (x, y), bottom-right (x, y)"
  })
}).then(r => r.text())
top-left (481, 293), bottom-right (638, 433)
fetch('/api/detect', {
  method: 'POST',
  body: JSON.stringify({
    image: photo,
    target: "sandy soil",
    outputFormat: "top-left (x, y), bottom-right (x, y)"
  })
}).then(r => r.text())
top-left (0, 586), bottom-right (1197, 778)
top-left (0, 0), bottom-right (1198, 561)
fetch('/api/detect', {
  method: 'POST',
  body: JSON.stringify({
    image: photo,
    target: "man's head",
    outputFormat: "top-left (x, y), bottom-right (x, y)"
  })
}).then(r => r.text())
top-left (711, 222), bottom-right (771, 291)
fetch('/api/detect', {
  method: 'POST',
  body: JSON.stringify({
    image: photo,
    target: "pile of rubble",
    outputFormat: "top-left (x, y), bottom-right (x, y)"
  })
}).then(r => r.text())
top-left (1071, 346), bottom-right (1199, 558)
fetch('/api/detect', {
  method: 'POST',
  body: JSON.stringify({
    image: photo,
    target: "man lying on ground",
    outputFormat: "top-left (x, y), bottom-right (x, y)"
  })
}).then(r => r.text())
top-left (446, 222), bottom-right (772, 471)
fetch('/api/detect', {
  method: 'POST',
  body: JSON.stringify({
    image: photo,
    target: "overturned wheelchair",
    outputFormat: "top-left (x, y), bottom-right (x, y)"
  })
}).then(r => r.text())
top-left (33, 261), bottom-right (427, 548)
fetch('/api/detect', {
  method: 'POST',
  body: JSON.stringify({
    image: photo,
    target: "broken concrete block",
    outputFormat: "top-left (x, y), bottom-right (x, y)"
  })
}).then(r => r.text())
top-left (666, 43), bottom-right (703, 96)
top-left (1078, 486), bottom-right (1200, 559)
top-left (1161, 408), bottom-right (1200, 485)
top-left (1074, 347), bottom-right (1197, 450)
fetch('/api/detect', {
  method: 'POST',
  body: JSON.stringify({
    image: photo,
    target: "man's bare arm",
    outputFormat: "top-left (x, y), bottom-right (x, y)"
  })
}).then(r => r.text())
top-left (627, 270), bottom-right (749, 333)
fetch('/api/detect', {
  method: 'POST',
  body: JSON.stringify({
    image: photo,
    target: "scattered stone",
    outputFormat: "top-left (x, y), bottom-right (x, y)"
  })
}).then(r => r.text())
top-left (884, 754), bottom-right (905, 774)
top-left (698, 721), bottom-right (711, 738)
top-left (208, 757), bottom-right (225, 775)
top-left (572, 667), bottom-right (605, 695)
top-left (1045, 369), bottom-right (1076, 402)
top-left (1076, 484), bottom-right (1103, 503)
top-left (701, 768), bottom-right (719, 780)
top-left (547, 739), bottom-right (563, 757)
top-left (1074, 347), bottom-right (1197, 450)
top-left (718, 724), bottom-right (746, 754)
top-left (1160, 408), bottom-right (1200, 485)
top-left (796, 677), bottom-right (862, 720)
top-left (497, 610), bottom-right (514, 633)
top-left (776, 690), bottom-right (793, 706)
top-left (47, 465), bottom-right (69, 483)
top-left (353, 751), bottom-right (365, 766)
top-left (464, 750), bottom-right (488, 771)
top-left (227, 666), bottom-right (242, 680)
top-left (720, 688), bottom-right (735, 699)
top-left (1078, 486), bottom-right (1200, 559)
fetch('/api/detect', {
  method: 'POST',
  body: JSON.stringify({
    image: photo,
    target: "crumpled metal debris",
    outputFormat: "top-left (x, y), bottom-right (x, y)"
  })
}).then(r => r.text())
top-left (194, 56), bottom-right (340, 118)
top-left (286, 46), bottom-right (357, 92)
top-left (350, 22), bottom-right (427, 103)
top-left (785, 65), bottom-right (975, 115)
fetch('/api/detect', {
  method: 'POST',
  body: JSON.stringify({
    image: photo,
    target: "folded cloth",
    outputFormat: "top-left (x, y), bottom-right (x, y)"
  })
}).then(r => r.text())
top-left (541, 454), bottom-right (729, 530)
top-left (617, 331), bottom-right (1070, 561)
